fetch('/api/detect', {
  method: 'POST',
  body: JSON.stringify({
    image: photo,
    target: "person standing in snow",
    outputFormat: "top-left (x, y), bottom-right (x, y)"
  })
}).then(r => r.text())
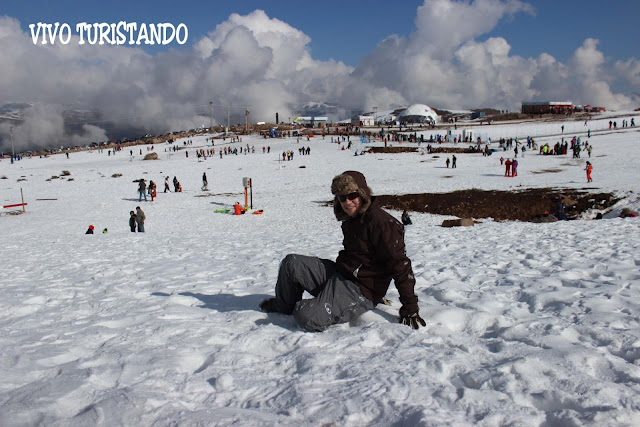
top-left (504, 159), bottom-right (512, 177)
top-left (129, 211), bottom-right (137, 232)
top-left (202, 172), bottom-right (208, 191)
top-left (512, 159), bottom-right (518, 177)
top-left (138, 179), bottom-right (147, 202)
top-left (148, 180), bottom-right (157, 201)
top-left (259, 171), bottom-right (424, 332)
top-left (451, 155), bottom-right (457, 168)
top-left (446, 157), bottom-right (450, 168)
top-left (164, 176), bottom-right (171, 193)
top-left (135, 206), bottom-right (146, 232)
top-left (585, 161), bottom-right (593, 183)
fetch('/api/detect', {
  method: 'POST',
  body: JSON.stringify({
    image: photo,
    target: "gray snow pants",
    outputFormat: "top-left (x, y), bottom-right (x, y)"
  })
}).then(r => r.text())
top-left (274, 254), bottom-right (375, 332)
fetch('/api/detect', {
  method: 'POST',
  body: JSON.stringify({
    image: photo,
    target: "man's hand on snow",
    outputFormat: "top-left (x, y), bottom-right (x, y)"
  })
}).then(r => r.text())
top-left (399, 313), bottom-right (426, 330)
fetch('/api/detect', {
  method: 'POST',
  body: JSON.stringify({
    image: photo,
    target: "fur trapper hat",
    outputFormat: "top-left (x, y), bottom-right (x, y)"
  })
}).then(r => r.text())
top-left (331, 171), bottom-right (372, 220)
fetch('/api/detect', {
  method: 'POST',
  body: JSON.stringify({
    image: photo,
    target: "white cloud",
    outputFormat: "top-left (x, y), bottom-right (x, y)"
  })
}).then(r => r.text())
top-left (0, 103), bottom-right (65, 151)
top-left (614, 58), bottom-right (640, 90)
top-left (0, 1), bottom-right (639, 152)
top-left (410, 0), bottom-right (535, 59)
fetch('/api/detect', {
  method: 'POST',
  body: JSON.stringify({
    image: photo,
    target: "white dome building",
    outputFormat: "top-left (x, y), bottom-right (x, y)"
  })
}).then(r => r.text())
top-left (397, 104), bottom-right (439, 125)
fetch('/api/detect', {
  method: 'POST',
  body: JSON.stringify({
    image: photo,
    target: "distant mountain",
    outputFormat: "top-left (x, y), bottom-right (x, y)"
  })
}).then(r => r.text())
top-left (0, 103), bottom-right (142, 144)
top-left (0, 102), bottom-right (100, 127)
top-left (298, 101), bottom-right (341, 117)
top-left (0, 103), bottom-right (31, 122)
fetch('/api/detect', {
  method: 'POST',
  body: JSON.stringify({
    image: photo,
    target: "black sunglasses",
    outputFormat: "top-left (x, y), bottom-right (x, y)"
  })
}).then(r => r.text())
top-left (338, 192), bottom-right (359, 202)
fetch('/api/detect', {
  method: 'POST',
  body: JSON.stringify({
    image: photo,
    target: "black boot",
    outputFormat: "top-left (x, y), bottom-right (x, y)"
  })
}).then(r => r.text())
top-left (259, 298), bottom-right (278, 313)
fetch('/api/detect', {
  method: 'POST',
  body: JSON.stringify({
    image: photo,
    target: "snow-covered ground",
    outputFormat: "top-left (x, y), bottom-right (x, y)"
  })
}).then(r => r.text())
top-left (1, 115), bottom-right (639, 426)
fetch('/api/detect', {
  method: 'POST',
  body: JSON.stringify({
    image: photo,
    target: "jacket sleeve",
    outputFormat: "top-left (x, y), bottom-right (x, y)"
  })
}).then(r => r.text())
top-left (374, 217), bottom-right (419, 316)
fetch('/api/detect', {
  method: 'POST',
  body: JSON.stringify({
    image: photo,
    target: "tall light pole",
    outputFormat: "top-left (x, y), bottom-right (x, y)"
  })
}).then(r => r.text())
top-left (373, 107), bottom-right (378, 125)
top-left (209, 102), bottom-right (214, 131)
top-left (10, 126), bottom-right (15, 162)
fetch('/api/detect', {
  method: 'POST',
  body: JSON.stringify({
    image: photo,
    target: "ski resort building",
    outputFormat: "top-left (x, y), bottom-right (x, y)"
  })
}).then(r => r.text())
top-left (397, 104), bottom-right (439, 125)
top-left (293, 117), bottom-right (328, 128)
top-left (521, 101), bottom-right (606, 114)
top-left (521, 101), bottom-right (573, 114)
top-left (351, 115), bottom-right (375, 127)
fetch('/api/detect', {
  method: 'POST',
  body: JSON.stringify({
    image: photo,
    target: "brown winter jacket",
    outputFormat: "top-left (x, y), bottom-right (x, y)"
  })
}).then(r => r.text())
top-left (334, 197), bottom-right (419, 317)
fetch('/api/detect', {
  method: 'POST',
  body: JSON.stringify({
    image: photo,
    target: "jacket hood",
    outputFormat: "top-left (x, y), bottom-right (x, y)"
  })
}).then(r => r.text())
top-left (331, 171), bottom-right (372, 221)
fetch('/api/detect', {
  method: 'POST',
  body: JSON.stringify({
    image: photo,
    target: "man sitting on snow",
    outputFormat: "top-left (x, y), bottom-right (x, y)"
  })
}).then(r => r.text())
top-left (259, 171), bottom-right (424, 332)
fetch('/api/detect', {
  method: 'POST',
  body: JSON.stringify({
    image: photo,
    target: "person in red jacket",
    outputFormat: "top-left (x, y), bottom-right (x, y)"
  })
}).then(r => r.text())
top-left (585, 161), bottom-right (593, 182)
top-left (233, 202), bottom-right (246, 215)
top-left (259, 171), bottom-right (424, 331)
top-left (504, 158), bottom-right (512, 177)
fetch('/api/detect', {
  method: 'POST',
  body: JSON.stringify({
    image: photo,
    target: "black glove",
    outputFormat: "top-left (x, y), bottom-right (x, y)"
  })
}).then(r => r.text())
top-left (400, 313), bottom-right (426, 330)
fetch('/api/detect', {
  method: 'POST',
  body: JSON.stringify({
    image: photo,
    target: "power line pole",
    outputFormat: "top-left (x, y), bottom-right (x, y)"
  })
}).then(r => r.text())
top-left (10, 126), bottom-right (15, 163)
top-left (209, 102), bottom-right (213, 131)
top-left (227, 106), bottom-right (230, 131)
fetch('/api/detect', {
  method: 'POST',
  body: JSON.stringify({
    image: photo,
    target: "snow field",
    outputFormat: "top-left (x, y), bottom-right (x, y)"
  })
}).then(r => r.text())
top-left (1, 116), bottom-right (640, 425)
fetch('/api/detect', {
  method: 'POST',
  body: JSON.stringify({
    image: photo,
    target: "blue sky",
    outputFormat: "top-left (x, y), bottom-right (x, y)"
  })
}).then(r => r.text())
top-left (3, 0), bottom-right (638, 68)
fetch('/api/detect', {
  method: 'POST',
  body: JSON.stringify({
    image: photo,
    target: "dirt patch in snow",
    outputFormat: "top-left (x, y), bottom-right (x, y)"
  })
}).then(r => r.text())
top-left (375, 188), bottom-right (619, 222)
top-left (366, 146), bottom-right (481, 154)
top-left (367, 147), bottom-right (418, 154)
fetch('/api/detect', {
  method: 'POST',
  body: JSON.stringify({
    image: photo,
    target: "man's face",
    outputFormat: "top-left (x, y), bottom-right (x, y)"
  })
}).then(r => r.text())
top-left (339, 192), bottom-right (362, 217)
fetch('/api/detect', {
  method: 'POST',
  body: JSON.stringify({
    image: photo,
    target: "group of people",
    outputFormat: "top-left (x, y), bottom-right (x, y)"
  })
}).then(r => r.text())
top-left (540, 141), bottom-right (568, 155)
top-left (137, 179), bottom-right (157, 202)
top-left (137, 174), bottom-right (192, 202)
top-left (164, 176), bottom-right (182, 193)
top-left (85, 225), bottom-right (108, 234)
top-left (85, 203), bottom-right (147, 236)
top-left (500, 157), bottom-right (519, 177)
top-left (282, 150), bottom-right (295, 161)
top-left (445, 155), bottom-right (457, 168)
top-left (129, 207), bottom-right (146, 232)
top-left (196, 149), bottom-right (213, 161)
top-left (88, 183), bottom-right (148, 235)
top-left (608, 119), bottom-right (635, 129)
top-left (218, 145), bottom-right (255, 157)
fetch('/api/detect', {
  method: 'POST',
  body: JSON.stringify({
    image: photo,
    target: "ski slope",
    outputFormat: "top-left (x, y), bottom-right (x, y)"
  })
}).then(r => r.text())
top-left (1, 115), bottom-right (640, 426)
